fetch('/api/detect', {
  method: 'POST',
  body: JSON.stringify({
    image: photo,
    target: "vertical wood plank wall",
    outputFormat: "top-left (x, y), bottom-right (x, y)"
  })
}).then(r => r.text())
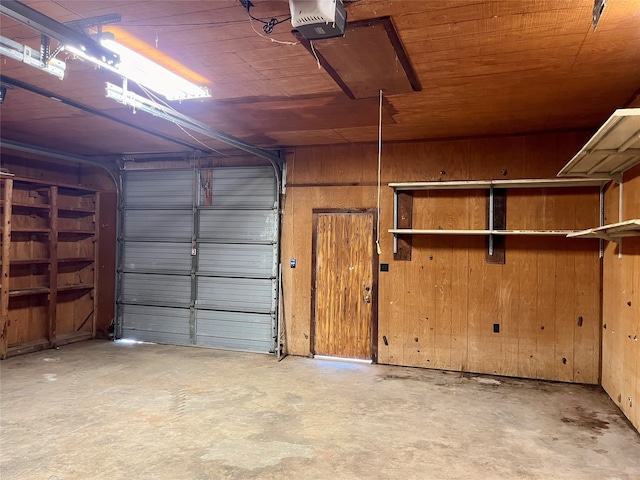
top-left (601, 164), bottom-right (640, 432)
top-left (281, 132), bottom-right (603, 384)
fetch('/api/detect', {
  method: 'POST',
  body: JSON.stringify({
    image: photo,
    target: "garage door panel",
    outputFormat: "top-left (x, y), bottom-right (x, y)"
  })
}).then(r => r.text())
top-left (198, 210), bottom-right (277, 243)
top-left (122, 273), bottom-right (191, 307)
top-left (197, 243), bottom-right (276, 278)
top-left (123, 242), bottom-right (193, 274)
top-left (125, 170), bottom-right (194, 208)
top-left (196, 310), bottom-right (272, 352)
top-left (121, 304), bottom-right (190, 345)
top-left (124, 210), bottom-right (192, 240)
top-left (196, 277), bottom-right (274, 313)
top-left (202, 167), bottom-right (275, 208)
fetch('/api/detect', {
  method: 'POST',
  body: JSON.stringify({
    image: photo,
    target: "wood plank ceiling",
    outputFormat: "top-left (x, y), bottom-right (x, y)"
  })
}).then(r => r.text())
top-left (1, 0), bottom-right (639, 158)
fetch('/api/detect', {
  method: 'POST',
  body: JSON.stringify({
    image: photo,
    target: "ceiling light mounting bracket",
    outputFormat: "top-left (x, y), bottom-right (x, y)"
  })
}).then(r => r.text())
top-left (0, 0), bottom-right (119, 65)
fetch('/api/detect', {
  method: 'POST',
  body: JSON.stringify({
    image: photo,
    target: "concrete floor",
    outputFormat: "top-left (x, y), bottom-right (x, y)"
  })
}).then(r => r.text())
top-left (1, 341), bottom-right (639, 480)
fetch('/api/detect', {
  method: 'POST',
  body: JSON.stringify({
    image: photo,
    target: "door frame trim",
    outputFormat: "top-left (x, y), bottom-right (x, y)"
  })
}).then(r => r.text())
top-left (310, 208), bottom-right (379, 362)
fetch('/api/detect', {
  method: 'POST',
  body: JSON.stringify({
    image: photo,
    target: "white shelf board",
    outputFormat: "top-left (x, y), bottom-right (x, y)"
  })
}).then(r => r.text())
top-left (558, 108), bottom-right (640, 179)
top-left (389, 229), bottom-right (578, 236)
top-left (389, 178), bottom-right (610, 191)
top-left (566, 219), bottom-right (640, 240)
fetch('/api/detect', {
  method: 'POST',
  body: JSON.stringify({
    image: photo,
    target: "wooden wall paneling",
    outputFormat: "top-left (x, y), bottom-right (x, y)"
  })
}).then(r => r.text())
top-left (400, 237), bottom-right (432, 368)
top-left (620, 239), bottom-right (637, 424)
top-left (432, 237), bottom-right (454, 369)
top-left (7, 296), bottom-right (48, 349)
top-left (632, 240), bottom-right (640, 428)
top-left (551, 188), bottom-right (579, 382)
top-left (601, 165), bottom-right (639, 431)
top-left (515, 238), bottom-right (538, 379)
top-left (284, 134), bottom-right (603, 384)
top-left (572, 241), bottom-right (601, 384)
top-left (1, 179), bottom-right (12, 358)
top-left (92, 192), bottom-right (100, 338)
top-left (394, 192), bottom-right (413, 261)
top-left (496, 238), bottom-right (519, 377)
top-left (96, 191), bottom-right (116, 339)
top-left (48, 186), bottom-right (58, 345)
top-left (449, 236), bottom-right (470, 372)
top-left (281, 184), bottom-right (378, 357)
top-left (466, 239), bottom-right (502, 375)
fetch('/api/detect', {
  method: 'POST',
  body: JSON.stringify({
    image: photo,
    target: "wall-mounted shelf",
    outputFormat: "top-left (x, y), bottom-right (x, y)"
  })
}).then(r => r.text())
top-left (58, 257), bottom-right (94, 264)
top-left (58, 229), bottom-right (95, 235)
top-left (11, 228), bottom-right (51, 233)
top-left (57, 283), bottom-right (94, 292)
top-left (8, 286), bottom-right (51, 297)
top-left (58, 207), bottom-right (95, 214)
top-left (390, 229), bottom-right (578, 236)
top-left (389, 178), bottom-right (610, 191)
top-left (557, 109), bottom-right (640, 256)
top-left (557, 108), bottom-right (640, 181)
top-left (11, 202), bottom-right (51, 211)
top-left (389, 177), bottom-right (607, 261)
top-left (9, 258), bottom-right (50, 265)
top-left (567, 219), bottom-right (640, 242)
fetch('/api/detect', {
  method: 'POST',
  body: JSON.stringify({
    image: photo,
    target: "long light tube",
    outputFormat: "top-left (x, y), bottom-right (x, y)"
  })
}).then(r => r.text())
top-left (65, 38), bottom-right (210, 101)
top-left (100, 38), bottom-right (210, 101)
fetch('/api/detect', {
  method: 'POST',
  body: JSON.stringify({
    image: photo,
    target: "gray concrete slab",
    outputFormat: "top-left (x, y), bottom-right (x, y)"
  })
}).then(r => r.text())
top-left (1, 340), bottom-right (639, 480)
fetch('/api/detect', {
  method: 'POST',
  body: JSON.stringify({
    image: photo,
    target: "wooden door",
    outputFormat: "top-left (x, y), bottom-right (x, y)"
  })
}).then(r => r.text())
top-left (314, 212), bottom-right (375, 360)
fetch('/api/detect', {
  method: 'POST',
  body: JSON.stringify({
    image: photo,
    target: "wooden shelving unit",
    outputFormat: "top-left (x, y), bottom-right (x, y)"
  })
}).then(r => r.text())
top-left (0, 177), bottom-right (100, 359)
top-left (388, 177), bottom-right (610, 260)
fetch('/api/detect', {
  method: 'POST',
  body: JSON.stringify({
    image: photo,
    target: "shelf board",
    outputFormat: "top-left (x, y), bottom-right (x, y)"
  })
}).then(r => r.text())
top-left (567, 219), bottom-right (640, 241)
top-left (390, 229), bottom-right (579, 236)
top-left (58, 229), bottom-right (95, 235)
top-left (58, 257), bottom-right (94, 263)
top-left (58, 207), bottom-right (95, 215)
top-left (11, 202), bottom-right (51, 211)
top-left (57, 283), bottom-right (94, 292)
top-left (8, 286), bottom-right (50, 297)
top-left (11, 227), bottom-right (50, 233)
top-left (389, 178), bottom-right (611, 191)
top-left (11, 175), bottom-right (97, 193)
top-left (10, 258), bottom-right (50, 265)
top-left (558, 108), bottom-right (640, 180)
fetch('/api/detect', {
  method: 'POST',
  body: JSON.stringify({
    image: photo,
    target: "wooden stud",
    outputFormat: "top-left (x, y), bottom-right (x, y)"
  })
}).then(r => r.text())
top-left (1, 179), bottom-right (13, 359)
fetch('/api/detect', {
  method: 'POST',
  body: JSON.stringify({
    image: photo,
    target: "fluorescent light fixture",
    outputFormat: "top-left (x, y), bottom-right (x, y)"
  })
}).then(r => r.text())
top-left (65, 38), bottom-right (209, 101)
top-left (100, 38), bottom-right (210, 101)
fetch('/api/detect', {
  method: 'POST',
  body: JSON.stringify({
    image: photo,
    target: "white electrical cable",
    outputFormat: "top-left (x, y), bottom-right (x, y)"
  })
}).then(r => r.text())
top-left (138, 84), bottom-right (232, 157)
top-left (310, 41), bottom-right (321, 69)
top-left (376, 89), bottom-right (383, 255)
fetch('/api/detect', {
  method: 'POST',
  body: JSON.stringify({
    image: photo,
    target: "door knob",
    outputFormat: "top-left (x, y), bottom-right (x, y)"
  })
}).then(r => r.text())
top-left (364, 295), bottom-right (371, 303)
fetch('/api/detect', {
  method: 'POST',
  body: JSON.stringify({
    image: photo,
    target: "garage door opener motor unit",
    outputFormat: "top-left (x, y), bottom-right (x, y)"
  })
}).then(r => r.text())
top-left (289, 0), bottom-right (346, 40)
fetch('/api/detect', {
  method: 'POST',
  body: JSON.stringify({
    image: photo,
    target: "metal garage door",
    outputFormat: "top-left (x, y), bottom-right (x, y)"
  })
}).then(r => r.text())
top-left (117, 166), bottom-right (279, 353)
